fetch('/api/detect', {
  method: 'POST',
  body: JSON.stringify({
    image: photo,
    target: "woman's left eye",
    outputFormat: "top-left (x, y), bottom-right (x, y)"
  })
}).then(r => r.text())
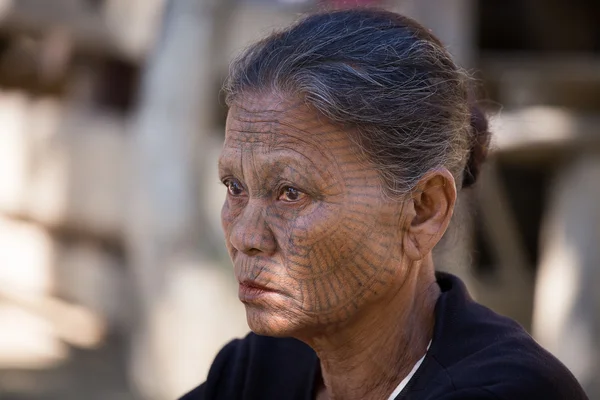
top-left (224, 179), bottom-right (244, 196)
top-left (278, 186), bottom-right (305, 202)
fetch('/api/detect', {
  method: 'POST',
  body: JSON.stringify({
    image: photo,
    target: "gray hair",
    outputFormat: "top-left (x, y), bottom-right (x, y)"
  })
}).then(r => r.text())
top-left (223, 8), bottom-right (490, 196)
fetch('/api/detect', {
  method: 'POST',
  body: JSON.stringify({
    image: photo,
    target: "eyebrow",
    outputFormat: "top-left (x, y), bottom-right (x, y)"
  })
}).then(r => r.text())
top-left (218, 147), bottom-right (333, 185)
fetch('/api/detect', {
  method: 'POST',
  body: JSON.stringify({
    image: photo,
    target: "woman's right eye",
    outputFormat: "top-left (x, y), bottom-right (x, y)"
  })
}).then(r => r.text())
top-left (224, 179), bottom-right (244, 196)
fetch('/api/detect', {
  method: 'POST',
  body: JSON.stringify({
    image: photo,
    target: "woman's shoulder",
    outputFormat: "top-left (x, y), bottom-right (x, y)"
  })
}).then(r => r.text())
top-left (430, 332), bottom-right (588, 399)
top-left (406, 332), bottom-right (588, 399)
top-left (179, 333), bottom-right (318, 400)
top-left (420, 273), bottom-right (588, 399)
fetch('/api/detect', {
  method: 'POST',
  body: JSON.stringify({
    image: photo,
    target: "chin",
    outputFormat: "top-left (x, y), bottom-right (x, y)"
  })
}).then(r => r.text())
top-left (244, 305), bottom-right (308, 337)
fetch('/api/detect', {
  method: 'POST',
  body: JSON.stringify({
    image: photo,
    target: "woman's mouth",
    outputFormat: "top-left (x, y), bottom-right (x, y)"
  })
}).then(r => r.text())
top-left (238, 281), bottom-right (280, 302)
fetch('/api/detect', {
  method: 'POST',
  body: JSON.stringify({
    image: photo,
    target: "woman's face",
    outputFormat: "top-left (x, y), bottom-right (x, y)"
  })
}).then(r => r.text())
top-left (219, 92), bottom-right (409, 337)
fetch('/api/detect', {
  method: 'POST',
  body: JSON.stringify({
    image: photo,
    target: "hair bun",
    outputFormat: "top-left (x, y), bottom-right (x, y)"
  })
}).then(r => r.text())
top-left (462, 105), bottom-right (491, 188)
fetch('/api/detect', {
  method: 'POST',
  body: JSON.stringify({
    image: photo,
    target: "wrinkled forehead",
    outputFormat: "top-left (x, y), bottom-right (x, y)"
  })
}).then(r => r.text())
top-left (221, 92), bottom-right (381, 190)
top-left (228, 91), bottom-right (303, 119)
top-left (225, 92), bottom-right (343, 149)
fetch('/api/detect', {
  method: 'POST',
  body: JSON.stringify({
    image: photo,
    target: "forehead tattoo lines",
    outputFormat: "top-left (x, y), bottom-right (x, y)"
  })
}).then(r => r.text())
top-left (228, 96), bottom-right (348, 151)
top-left (225, 103), bottom-right (350, 192)
top-left (227, 97), bottom-right (304, 146)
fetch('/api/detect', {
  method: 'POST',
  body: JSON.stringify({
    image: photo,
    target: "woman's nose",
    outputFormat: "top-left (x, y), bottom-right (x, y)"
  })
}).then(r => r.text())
top-left (228, 201), bottom-right (277, 256)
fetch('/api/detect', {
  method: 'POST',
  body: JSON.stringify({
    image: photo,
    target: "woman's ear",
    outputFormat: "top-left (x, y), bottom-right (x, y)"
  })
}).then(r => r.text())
top-left (402, 168), bottom-right (457, 261)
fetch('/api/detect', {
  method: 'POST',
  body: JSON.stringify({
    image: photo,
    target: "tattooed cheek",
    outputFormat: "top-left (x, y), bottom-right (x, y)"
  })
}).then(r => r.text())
top-left (221, 201), bottom-right (237, 233)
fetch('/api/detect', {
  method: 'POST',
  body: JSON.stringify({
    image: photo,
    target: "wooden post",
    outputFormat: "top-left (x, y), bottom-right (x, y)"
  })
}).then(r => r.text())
top-left (533, 154), bottom-right (600, 398)
top-left (474, 160), bottom-right (535, 329)
top-left (125, 0), bottom-right (222, 398)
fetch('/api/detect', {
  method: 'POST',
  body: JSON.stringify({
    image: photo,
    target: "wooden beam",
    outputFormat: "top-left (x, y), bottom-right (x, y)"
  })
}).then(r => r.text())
top-left (480, 53), bottom-right (600, 111)
top-left (490, 107), bottom-right (600, 153)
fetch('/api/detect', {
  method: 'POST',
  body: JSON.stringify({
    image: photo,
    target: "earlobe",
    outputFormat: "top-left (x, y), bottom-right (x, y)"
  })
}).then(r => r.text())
top-left (402, 169), bottom-right (456, 261)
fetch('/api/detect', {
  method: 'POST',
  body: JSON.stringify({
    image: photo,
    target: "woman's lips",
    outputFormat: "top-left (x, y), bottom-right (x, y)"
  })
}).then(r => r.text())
top-left (238, 281), bottom-right (280, 302)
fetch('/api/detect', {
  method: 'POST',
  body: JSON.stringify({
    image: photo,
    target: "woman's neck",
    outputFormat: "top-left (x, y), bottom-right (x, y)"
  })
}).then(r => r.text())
top-left (307, 259), bottom-right (440, 400)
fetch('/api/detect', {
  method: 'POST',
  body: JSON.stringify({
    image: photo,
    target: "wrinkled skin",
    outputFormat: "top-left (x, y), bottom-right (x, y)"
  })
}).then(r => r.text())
top-left (219, 92), bottom-right (411, 337)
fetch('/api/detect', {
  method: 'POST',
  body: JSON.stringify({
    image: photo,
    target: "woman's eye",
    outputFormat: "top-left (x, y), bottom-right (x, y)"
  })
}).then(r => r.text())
top-left (224, 179), bottom-right (244, 196)
top-left (279, 186), bottom-right (305, 202)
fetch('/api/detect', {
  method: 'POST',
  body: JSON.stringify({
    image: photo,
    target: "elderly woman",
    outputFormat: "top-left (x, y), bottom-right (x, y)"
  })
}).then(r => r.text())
top-left (181, 8), bottom-right (587, 400)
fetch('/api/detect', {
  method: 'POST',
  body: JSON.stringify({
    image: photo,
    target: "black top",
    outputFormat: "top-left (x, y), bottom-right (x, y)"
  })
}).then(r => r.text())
top-left (180, 272), bottom-right (588, 399)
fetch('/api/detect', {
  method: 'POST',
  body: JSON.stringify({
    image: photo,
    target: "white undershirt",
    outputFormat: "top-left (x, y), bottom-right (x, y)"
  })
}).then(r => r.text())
top-left (386, 341), bottom-right (431, 400)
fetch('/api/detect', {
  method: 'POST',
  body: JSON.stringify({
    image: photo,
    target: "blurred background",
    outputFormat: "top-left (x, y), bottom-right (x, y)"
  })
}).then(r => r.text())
top-left (0, 0), bottom-right (598, 399)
